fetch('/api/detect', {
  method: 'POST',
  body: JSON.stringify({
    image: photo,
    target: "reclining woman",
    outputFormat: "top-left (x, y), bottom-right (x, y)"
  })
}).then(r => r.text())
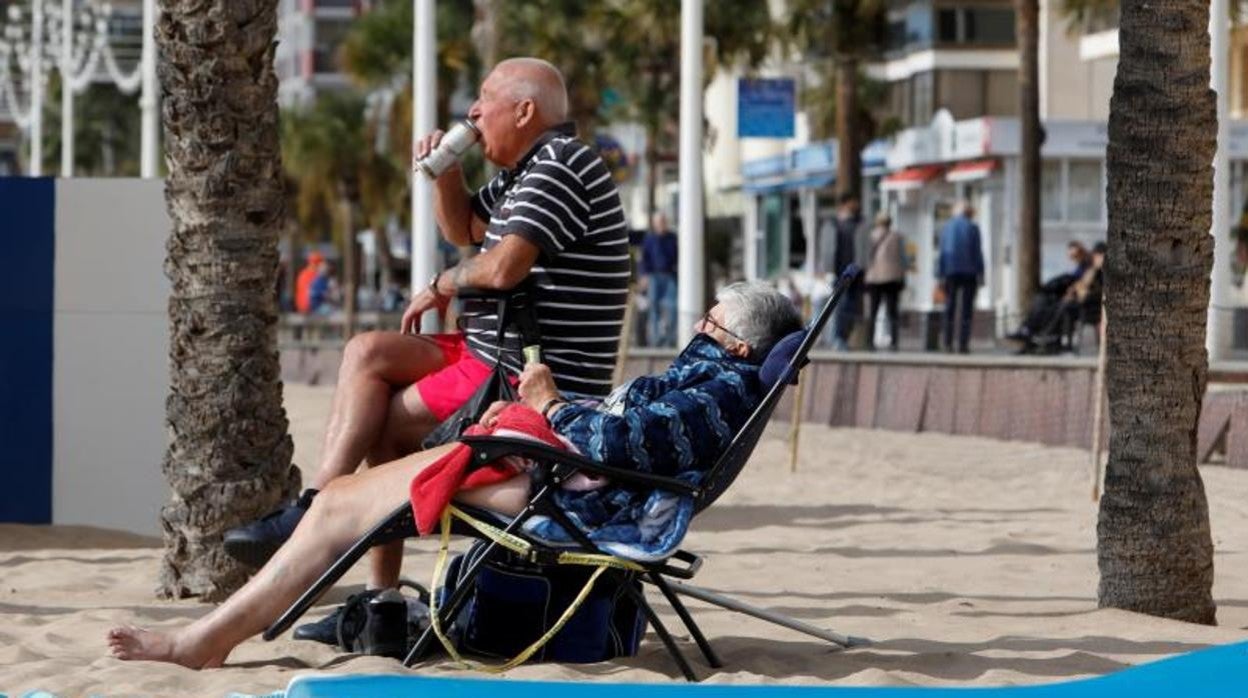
top-left (107, 281), bottom-right (804, 669)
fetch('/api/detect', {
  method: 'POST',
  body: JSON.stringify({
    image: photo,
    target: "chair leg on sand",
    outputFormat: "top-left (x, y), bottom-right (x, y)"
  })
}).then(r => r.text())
top-left (625, 582), bottom-right (699, 681)
top-left (539, 495), bottom-right (704, 680)
top-left (661, 581), bottom-right (870, 649)
top-left (648, 571), bottom-right (723, 669)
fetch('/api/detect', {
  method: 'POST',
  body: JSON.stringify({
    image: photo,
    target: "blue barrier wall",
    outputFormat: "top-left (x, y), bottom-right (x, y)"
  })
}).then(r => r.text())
top-left (0, 177), bottom-right (54, 523)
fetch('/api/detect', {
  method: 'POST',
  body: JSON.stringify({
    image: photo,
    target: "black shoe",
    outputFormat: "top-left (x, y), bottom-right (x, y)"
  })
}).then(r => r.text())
top-left (293, 588), bottom-right (382, 647)
top-left (223, 488), bottom-right (318, 567)
top-left (357, 590), bottom-right (410, 659)
top-left (293, 580), bottom-right (430, 648)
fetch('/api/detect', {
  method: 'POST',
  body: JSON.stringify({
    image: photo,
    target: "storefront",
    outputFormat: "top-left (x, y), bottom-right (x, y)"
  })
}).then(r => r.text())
top-left (881, 110), bottom-right (1116, 335)
top-left (740, 139), bottom-right (888, 283)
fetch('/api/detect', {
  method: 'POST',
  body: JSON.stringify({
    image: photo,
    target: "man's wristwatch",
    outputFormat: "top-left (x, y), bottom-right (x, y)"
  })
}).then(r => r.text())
top-left (428, 271), bottom-right (446, 297)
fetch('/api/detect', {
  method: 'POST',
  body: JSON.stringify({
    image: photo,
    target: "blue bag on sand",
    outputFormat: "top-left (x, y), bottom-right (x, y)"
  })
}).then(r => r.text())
top-left (441, 541), bottom-right (646, 664)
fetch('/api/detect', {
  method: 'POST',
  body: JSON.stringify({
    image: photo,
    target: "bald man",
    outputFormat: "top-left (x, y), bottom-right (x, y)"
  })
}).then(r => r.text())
top-left (224, 58), bottom-right (630, 640)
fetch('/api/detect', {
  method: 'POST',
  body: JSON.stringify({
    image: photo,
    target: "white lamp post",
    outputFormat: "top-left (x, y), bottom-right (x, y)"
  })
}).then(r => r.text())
top-left (677, 0), bottom-right (705, 346)
top-left (411, 0), bottom-right (438, 332)
top-left (30, 0), bottom-right (44, 175)
top-left (0, 0), bottom-right (159, 178)
top-left (139, 0), bottom-right (157, 177)
top-left (1209, 0), bottom-right (1231, 361)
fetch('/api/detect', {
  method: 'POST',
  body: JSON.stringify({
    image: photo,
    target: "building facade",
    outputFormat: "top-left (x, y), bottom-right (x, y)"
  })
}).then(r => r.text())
top-left (875, 0), bottom-right (1020, 128)
top-left (275, 0), bottom-right (371, 108)
top-left (729, 0), bottom-right (1248, 350)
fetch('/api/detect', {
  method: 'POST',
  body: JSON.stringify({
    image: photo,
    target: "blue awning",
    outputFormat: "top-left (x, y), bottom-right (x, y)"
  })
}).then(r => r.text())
top-left (742, 173), bottom-right (836, 194)
top-left (781, 173), bottom-right (835, 191)
top-left (742, 177), bottom-right (790, 194)
top-left (741, 138), bottom-right (890, 194)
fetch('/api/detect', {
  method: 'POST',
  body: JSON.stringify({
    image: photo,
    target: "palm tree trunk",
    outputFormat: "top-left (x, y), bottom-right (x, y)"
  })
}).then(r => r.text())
top-left (1016, 0), bottom-right (1041, 316)
top-left (157, 0), bottom-right (300, 601)
top-left (1097, 0), bottom-right (1216, 625)
top-left (834, 57), bottom-right (860, 200)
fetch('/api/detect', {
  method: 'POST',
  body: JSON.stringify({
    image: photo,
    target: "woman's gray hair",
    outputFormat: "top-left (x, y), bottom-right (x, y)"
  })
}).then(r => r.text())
top-left (716, 281), bottom-right (804, 360)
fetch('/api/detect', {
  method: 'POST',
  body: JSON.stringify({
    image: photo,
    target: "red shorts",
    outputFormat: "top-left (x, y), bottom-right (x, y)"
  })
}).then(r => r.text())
top-left (412, 334), bottom-right (496, 422)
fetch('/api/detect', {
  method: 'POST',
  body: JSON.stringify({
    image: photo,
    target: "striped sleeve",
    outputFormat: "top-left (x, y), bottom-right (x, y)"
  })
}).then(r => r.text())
top-left (499, 159), bottom-right (589, 256)
top-left (470, 171), bottom-right (508, 223)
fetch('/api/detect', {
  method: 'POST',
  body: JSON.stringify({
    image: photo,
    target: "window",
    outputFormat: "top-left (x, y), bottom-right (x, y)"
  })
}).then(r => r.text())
top-left (939, 70), bottom-right (985, 120)
top-left (907, 2), bottom-right (934, 47)
top-left (1041, 161), bottom-right (1063, 221)
top-left (1041, 159), bottom-right (1106, 224)
top-left (965, 8), bottom-right (1015, 44)
top-left (1067, 161), bottom-right (1104, 222)
top-left (313, 19), bottom-right (352, 73)
top-left (933, 5), bottom-right (1016, 46)
top-left (937, 9), bottom-right (959, 42)
top-left (887, 19), bottom-right (909, 52)
top-left (912, 71), bottom-right (935, 124)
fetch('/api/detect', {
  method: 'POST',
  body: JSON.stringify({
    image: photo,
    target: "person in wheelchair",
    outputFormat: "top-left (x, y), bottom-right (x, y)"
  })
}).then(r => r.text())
top-left (106, 282), bottom-right (803, 669)
top-left (1008, 242), bottom-right (1105, 354)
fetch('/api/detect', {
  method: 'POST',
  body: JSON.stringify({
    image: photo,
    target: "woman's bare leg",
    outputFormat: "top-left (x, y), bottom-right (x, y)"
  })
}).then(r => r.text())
top-left (362, 388), bottom-right (444, 589)
top-left (107, 443), bottom-right (462, 668)
top-left (454, 474), bottom-right (533, 515)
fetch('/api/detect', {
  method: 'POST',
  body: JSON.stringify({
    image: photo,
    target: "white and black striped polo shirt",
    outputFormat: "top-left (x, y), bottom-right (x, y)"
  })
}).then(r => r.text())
top-left (465, 123), bottom-right (629, 398)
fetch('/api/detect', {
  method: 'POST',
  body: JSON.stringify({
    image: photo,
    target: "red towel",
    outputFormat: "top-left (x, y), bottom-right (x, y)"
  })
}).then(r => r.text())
top-left (408, 402), bottom-right (567, 535)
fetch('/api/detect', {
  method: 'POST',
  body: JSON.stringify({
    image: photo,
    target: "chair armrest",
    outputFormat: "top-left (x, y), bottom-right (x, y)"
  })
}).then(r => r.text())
top-left (653, 549), bottom-right (703, 579)
top-left (455, 286), bottom-right (507, 300)
top-left (459, 435), bottom-right (699, 497)
top-left (456, 285), bottom-right (535, 301)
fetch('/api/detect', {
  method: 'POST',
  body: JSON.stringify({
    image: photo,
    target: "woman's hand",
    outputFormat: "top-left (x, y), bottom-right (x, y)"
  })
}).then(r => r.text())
top-left (478, 400), bottom-right (512, 428)
top-left (518, 363), bottom-right (560, 412)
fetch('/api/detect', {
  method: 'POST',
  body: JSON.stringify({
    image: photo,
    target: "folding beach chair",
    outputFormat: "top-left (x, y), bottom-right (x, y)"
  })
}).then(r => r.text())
top-left (264, 265), bottom-right (868, 681)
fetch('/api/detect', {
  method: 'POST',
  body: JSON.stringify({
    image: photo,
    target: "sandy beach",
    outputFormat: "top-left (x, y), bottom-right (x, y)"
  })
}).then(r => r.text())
top-left (2, 383), bottom-right (1247, 696)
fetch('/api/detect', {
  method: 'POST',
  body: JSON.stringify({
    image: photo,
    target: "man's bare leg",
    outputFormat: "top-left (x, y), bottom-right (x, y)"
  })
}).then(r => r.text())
top-left (311, 332), bottom-right (447, 490)
top-left (223, 332), bottom-right (450, 569)
top-left (107, 445), bottom-right (532, 668)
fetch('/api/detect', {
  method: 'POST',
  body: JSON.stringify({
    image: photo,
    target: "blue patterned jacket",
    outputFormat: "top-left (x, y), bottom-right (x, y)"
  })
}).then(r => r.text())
top-left (523, 334), bottom-right (763, 560)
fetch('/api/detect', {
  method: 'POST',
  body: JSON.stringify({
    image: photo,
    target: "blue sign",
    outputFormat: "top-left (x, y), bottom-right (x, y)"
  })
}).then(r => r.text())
top-left (738, 78), bottom-right (795, 139)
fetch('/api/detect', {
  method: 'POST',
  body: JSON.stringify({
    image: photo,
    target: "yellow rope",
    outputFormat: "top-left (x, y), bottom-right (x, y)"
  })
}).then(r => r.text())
top-left (425, 506), bottom-right (638, 672)
top-left (446, 505), bottom-right (644, 571)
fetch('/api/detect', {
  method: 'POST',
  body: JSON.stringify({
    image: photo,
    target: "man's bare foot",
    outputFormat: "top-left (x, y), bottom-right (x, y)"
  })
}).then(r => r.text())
top-left (106, 625), bottom-right (225, 669)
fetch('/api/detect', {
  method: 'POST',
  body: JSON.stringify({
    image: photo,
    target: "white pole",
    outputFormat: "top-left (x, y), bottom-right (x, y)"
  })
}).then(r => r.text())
top-left (677, 0), bottom-right (704, 346)
top-left (30, 0), bottom-right (45, 176)
top-left (1209, 0), bottom-right (1231, 361)
top-left (60, 0), bottom-right (72, 176)
top-left (742, 195), bottom-right (759, 281)
top-left (139, 0), bottom-right (159, 178)
top-left (800, 190), bottom-right (817, 277)
top-left (412, 0), bottom-right (438, 333)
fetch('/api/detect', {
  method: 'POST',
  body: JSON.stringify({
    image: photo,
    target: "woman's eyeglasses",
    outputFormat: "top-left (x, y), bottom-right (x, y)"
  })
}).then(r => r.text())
top-left (701, 312), bottom-right (745, 343)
